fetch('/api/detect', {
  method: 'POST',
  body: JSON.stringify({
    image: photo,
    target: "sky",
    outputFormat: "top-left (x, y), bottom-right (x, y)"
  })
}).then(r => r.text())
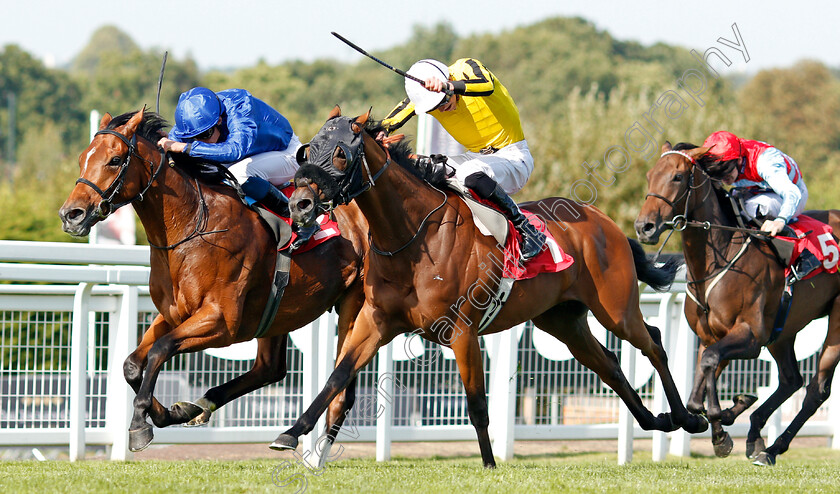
top-left (2, 0), bottom-right (838, 74)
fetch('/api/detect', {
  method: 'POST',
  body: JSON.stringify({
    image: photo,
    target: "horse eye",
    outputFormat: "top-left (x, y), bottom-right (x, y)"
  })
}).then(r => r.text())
top-left (109, 156), bottom-right (122, 167)
top-left (672, 174), bottom-right (683, 182)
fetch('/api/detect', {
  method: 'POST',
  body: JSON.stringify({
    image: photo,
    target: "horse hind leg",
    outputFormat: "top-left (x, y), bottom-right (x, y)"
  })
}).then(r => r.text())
top-left (171, 334), bottom-right (291, 427)
top-left (596, 305), bottom-right (708, 434)
top-left (755, 321), bottom-right (840, 466)
top-left (533, 306), bottom-right (679, 434)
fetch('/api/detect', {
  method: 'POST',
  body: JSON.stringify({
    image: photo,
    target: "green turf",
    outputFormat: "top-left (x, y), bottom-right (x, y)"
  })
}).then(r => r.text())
top-left (2, 447), bottom-right (839, 493)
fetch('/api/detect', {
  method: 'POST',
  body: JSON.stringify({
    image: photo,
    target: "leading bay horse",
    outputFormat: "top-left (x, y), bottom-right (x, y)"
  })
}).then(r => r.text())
top-left (635, 142), bottom-right (840, 465)
top-left (272, 107), bottom-right (708, 468)
top-left (58, 109), bottom-right (369, 452)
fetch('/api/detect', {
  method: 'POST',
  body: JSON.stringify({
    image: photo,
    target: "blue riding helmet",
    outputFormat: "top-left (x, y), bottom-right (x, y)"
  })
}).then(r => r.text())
top-left (171, 87), bottom-right (223, 139)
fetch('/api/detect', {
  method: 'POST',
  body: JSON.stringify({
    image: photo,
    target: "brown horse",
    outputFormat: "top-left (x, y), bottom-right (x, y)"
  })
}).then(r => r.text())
top-left (635, 142), bottom-right (840, 465)
top-left (58, 109), bottom-right (369, 452)
top-left (270, 107), bottom-right (708, 468)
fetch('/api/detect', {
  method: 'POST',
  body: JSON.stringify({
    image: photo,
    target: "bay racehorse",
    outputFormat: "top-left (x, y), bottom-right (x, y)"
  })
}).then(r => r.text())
top-left (58, 109), bottom-right (369, 452)
top-left (271, 107), bottom-right (708, 468)
top-left (635, 142), bottom-right (840, 465)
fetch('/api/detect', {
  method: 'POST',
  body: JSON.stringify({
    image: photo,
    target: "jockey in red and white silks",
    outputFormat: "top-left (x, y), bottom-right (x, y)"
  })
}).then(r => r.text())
top-left (703, 131), bottom-right (808, 236)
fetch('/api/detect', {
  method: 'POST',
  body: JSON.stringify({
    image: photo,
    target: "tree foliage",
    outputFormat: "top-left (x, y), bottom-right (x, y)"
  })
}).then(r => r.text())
top-left (0, 19), bottom-right (838, 244)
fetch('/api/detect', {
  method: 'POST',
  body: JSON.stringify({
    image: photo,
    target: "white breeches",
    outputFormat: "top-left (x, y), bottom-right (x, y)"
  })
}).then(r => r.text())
top-left (449, 140), bottom-right (534, 195)
top-left (226, 134), bottom-right (302, 187)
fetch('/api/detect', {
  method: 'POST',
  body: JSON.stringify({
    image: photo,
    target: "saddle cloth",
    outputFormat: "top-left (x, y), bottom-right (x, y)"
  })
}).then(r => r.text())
top-left (776, 214), bottom-right (839, 280)
top-left (445, 180), bottom-right (574, 280)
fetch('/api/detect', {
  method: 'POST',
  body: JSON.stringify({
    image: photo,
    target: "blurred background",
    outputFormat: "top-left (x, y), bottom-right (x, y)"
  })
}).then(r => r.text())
top-left (1, 1), bottom-right (838, 247)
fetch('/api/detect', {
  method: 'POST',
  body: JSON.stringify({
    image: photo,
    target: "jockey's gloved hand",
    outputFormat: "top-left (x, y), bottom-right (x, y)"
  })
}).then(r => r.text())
top-left (761, 218), bottom-right (786, 236)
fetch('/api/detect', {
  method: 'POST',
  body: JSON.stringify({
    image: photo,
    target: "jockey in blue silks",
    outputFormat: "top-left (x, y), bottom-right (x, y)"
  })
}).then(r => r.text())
top-left (158, 87), bottom-right (317, 241)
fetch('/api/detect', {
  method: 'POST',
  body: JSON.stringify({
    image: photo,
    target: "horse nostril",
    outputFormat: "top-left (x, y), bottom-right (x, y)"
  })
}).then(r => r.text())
top-left (642, 223), bottom-right (655, 234)
top-left (298, 199), bottom-right (312, 212)
top-left (62, 208), bottom-right (85, 223)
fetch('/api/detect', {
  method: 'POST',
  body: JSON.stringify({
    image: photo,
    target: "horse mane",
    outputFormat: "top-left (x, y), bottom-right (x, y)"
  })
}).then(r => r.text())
top-left (365, 118), bottom-right (449, 188)
top-left (673, 142), bottom-right (739, 225)
top-left (107, 111), bottom-right (236, 186)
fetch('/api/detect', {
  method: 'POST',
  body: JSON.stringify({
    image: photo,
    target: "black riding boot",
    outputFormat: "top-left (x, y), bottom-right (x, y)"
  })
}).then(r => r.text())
top-left (487, 185), bottom-right (546, 261)
top-left (464, 172), bottom-right (545, 261)
top-left (791, 249), bottom-right (822, 281)
top-left (242, 177), bottom-right (320, 249)
top-left (241, 177), bottom-right (290, 217)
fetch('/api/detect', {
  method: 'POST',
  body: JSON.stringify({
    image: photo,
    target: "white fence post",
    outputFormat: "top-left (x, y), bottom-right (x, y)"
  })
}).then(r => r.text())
top-left (618, 338), bottom-right (637, 465)
top-left (488, 325), bottom-right (520, 461)
top-left (376, 342), bottom-right (394, 461)
top-left (106, 285), bottom-right (138, 460)
top-left (69, 282), bottom-right (93, 461)
top-left (831, 360), bottom-right (840, 449)
top-left (300, 318), bottom-right (321, 462)
top-left (652, 294), bottom-right (675, 461)
top-left (669, 294), bottom-right (694, 457)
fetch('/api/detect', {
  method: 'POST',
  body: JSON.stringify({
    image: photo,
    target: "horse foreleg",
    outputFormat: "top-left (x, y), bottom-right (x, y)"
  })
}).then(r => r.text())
top-left (169, 334), bottom-right (290, 427)
top-left (450, 327), bottom-right (496, 469)
top-left (128, 311), bottom-right (232, 451)
top-left (315, 284), bottom-right (365, 467)
top-left (271, 305), bottom-right (382, 452)
top-left (755, 329), bottom-right (840, 466)
top-left (686, 343), bottom-right (709, 415)
top-left (123, 315), bottom-right (186, 429)
top-left (745, 339), bottom-right (802, 460)
top-left (699, 324), bottom-right (761, 457)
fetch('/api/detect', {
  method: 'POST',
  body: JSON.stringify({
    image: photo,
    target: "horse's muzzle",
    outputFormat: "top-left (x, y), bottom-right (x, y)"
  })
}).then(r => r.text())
top-left (289, 193), bottom-right (318, 229)
top-left (58, 204), bottom-right (97, 237)
top-left (635, 217), bottom-right (663, 245)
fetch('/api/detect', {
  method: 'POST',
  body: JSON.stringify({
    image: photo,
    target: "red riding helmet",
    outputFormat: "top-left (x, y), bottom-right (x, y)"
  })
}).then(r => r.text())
top-left (702, 131), bottom-right (743, 161)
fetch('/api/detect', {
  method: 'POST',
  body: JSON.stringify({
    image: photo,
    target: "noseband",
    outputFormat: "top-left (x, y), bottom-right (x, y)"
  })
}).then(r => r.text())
top-left (75, 129), bottom-right (165, 219)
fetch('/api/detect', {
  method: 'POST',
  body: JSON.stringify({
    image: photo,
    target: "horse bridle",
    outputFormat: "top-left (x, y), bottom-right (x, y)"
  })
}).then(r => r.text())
top-left (299, 118), bottom-right (447, 256)
top-left (75, 129), bottom-right (165, 219)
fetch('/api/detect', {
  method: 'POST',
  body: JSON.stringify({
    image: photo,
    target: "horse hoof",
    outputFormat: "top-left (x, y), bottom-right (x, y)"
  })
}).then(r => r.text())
top-left (752, 451), bottom-right (776, 466)
top-left (713, 432), bottom-right (733, 458)
top-left (746, 437), bottom-right (766, 460)
top-left (172, 401), bottom-right (211, 427)
top-left (269, 434), bottom-right (298, 451)
top-left (734, 394), bottom-right (759, 408)
top-left (128, 423), bottom-right (154, 452)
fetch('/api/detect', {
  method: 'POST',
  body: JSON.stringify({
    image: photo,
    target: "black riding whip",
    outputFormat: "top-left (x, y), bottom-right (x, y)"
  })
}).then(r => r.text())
top-left (331, 32), bottom-right (452, 96)
top-left (156, 51), bottom-right (168, 114)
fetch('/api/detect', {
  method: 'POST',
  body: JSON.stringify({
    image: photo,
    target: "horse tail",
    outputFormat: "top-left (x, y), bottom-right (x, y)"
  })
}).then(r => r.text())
top-left (627, 237), bottom-right (682, 292)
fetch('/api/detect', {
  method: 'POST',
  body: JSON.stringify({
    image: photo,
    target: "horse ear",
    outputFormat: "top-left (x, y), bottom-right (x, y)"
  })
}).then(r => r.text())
top-left (355, 109), bottom-right (371, 126)
top-left (125, 108), bottom-right (145, 137)
top-left (688, 146), bottom-right (711, 159)
top-left (328, 105), bottom-right (341, 119)
top-left (352, 109), bottom-right (371, 133)
top-left (660, 141), bottom-right (673, 153)
top-left (99, 113), bottom-right (113, 130)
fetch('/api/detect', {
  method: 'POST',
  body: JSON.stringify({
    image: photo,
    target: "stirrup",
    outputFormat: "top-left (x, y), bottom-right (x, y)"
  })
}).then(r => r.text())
top-left (290, 224), bottom-right (320, 252)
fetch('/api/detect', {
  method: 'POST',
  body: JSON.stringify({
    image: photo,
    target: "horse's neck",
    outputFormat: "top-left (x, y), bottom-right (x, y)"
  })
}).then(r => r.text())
top-left (681, 179), bottom-right (740, 282)
top-left (131, 148), bottom-right (203, 248)
top-left (354, 139), bottom-right (443, 248)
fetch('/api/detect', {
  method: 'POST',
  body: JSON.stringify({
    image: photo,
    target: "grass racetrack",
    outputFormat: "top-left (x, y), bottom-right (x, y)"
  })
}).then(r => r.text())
top-left (2, 444), bottom-right (840, 493)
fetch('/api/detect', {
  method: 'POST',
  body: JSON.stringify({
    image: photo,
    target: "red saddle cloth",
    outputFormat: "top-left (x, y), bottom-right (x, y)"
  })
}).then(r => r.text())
top-left (266, 185), bottom-right (341, 253)
top-left (777, 214), bottom-right (839, 280)
top-left (502, 209), bottom-right (574, 281)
